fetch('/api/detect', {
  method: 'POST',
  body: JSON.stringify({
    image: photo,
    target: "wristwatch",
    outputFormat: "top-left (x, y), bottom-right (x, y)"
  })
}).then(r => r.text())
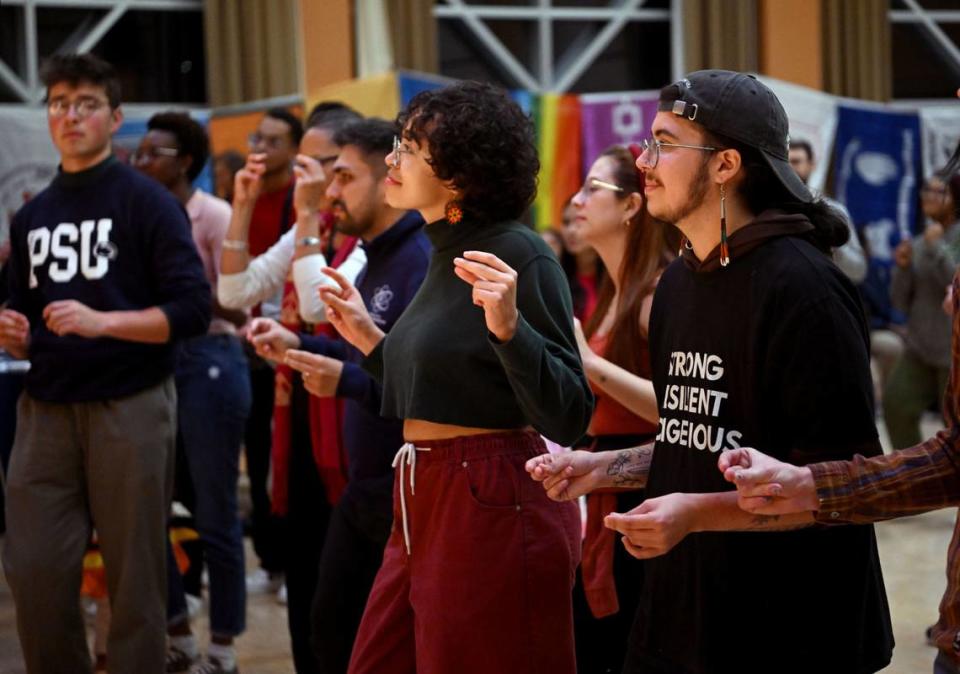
top-left (296, 236), bottom-right (322, 248)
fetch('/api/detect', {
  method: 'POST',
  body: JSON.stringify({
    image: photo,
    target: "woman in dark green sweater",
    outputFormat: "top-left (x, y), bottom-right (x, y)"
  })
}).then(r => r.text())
top-left (318, 81), bottom-right (593, 674)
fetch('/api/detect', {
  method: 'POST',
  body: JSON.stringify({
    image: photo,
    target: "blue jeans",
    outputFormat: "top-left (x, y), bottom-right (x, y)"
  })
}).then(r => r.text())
top-left (167, 334), bottom-right (251, 637)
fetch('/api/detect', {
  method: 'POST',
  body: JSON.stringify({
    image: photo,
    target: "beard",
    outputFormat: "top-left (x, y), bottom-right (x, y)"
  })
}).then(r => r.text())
top-left (335, 214), bottom-right (362, 237)
top-left (649, 157), bottom-right (711, 226)
top-left (332, 198), bottom-right (373, 238)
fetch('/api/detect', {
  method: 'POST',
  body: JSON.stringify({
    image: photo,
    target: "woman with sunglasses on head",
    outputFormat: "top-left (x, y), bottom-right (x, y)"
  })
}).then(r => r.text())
top-left (566, 145), bottom-right (676, 674)
top-left (318, 81), bottom-right (592, 674)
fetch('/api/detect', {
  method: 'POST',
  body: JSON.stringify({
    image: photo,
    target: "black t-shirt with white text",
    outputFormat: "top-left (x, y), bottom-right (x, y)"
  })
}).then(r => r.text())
top-left (626, 232), bottom-right (893, 674)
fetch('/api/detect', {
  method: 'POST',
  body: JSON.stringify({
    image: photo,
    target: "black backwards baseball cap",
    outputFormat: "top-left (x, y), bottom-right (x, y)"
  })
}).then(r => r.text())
top-left (658, 69), bottom-right (813, 203)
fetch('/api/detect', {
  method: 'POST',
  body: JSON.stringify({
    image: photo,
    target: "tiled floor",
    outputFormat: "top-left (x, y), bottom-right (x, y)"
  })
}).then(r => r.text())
top-left (0, 416), bottom-right (955, 673)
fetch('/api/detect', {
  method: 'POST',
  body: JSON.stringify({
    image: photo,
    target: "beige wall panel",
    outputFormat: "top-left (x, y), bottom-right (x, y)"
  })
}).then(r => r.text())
top-left (759, 0), bottom-right (823, 90)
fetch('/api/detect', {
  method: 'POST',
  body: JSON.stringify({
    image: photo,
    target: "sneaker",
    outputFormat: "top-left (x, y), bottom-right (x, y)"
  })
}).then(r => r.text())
top-left (166, 645), bottom-right (199, 674)
top-left (276, 583), bottom-right (287, 606)
top-left (188, 656), bottom-right (238, 674)
top-left (186, 593), bottom-right (203, 619)
top-left (245, 568), bottom-right (283, 594)
top-left (81, 596), bottom-right (98, 625)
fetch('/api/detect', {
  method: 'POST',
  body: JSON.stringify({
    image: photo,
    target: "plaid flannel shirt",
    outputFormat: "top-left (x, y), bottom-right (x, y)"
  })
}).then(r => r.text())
top-left (810, 270), bottom-right (960, 658)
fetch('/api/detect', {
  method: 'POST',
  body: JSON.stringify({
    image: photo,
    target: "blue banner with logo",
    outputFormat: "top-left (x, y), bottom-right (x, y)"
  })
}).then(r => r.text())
top-left (832, 104), bottom-right (922, 326)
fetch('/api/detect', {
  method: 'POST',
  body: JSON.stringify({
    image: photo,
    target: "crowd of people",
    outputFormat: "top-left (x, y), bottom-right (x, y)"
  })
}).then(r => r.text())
top-left (1, 51), bottom-right (959, 674)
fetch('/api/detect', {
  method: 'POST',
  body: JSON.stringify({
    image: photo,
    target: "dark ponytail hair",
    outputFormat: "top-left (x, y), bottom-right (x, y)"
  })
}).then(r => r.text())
top-left (706, 131), bottom-right (849, 254)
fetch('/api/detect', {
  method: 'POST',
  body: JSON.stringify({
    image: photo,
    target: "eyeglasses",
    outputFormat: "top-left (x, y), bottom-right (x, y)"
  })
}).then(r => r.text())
top-left (577, 177), bottom-right (625, 197)
top-left (248, 133), bottom-right (287, 150)
top-left (130, 147), bottom-right (179, 164)
top-left (390, 136), bottom-right (414, 169)
top-left (47, 97), bottom-right (109, 119)
top-left (637, 137), bottom-right (717, 169)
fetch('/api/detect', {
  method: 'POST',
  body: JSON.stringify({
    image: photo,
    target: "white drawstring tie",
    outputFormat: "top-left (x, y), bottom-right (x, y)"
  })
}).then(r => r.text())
top-left (392, 442), bottom-right (431, 555)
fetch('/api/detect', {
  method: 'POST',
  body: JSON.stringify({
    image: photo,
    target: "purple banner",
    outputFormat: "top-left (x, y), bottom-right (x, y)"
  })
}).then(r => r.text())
top-left (579, 92), bottom-right (660, 175)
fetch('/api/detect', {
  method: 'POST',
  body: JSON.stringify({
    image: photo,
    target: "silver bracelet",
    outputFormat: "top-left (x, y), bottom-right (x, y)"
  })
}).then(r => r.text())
top-left (296, 236), bottom-right (322, 248)
top-left (222, 239), bottom-right (248, 251)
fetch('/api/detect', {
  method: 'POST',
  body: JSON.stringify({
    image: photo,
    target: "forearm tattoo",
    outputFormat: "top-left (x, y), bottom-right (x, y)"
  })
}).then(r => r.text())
top-left (747, 514), bottom-right (812, 531)
top-left (605, 445), bottom-right (653, 488)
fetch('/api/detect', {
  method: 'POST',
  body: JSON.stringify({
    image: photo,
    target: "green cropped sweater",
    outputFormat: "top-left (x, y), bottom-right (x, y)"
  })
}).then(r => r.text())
top-left (363, 217), bottom-right (594, 446)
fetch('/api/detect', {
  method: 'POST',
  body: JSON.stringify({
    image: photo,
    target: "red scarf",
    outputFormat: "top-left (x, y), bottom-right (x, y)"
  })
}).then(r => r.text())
top-left (271, 221), bottom-right (359, 515)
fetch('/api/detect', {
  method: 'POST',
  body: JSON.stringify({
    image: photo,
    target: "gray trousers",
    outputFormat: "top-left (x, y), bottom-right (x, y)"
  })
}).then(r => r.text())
top-left (2, 378), bottom-right (176, 674)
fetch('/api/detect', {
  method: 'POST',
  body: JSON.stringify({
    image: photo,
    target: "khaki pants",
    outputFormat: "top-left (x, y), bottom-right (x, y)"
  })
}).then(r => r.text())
top-left (2, 378), bottom-right (176, 674)
top-left (883, 349), bottom-right (950, 450)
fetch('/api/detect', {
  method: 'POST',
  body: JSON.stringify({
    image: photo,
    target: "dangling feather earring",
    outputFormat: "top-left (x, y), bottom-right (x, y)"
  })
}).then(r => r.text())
top-left (719, 183), bottom-right (730, 267)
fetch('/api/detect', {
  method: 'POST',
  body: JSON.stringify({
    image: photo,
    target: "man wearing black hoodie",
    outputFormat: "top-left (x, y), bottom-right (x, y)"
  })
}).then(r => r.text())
top-left (527, 70), bottom-right (893, 673)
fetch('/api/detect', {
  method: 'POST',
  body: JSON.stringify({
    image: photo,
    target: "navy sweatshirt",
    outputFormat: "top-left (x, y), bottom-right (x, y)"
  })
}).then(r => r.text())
top-left (6, 156), bottom-right (211, 402)
top-left (300, 211), bottom-right (429, 538)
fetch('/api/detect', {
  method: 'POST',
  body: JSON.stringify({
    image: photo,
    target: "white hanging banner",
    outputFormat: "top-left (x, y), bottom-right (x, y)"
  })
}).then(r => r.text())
top-left (918, 105), bottom-right (960, 178)
top-left (757, 76), bottom-right (839, 193)
top-left (0, 105), bottom-right (213, 247)
top-left (0, 106), bottom-right (59, 245)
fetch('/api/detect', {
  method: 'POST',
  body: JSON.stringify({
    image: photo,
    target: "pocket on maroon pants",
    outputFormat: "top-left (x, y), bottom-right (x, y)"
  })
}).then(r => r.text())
top-left (460, 454), bottom-right (523, 511)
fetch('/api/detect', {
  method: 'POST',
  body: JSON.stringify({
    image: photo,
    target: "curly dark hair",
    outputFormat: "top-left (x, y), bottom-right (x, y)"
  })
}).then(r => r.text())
top-left (147, 111), bottom-right (210, 182)
top-left (397, 81), bottom-right (539, 223)
top-left (41, 53), bottom-right (121, 108)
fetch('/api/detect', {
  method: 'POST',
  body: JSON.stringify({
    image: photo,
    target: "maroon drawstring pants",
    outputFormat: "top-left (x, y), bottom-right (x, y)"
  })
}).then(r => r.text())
top-left (347, 430), bottom-right (581, 674)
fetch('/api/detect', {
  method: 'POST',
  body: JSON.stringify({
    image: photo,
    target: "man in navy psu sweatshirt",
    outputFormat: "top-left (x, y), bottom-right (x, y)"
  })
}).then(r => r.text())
top-left (0, 54), bottom-right (210, 674)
